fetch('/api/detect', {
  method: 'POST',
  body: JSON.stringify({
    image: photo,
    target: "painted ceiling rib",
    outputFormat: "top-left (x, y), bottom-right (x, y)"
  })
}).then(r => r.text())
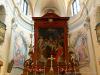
top-left (33, 0), bottom-right (39, 16)
top-left (31, 0), bottom-right (70, 17)
top-left (56, 0), bottom-right (60, 12)
top-left (63, 0), bottom-right (68, 16)
top-left (56, 0), bottom-right (65, 16)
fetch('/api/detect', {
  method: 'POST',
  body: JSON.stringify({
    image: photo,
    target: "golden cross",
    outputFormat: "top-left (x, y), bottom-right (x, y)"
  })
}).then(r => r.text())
top-left (48, 55), bottom-right (55, 71)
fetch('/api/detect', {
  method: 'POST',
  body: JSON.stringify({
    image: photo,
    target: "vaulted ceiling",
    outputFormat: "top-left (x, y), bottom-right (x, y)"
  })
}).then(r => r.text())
top-left (29, 0), bottom-right (70, 17)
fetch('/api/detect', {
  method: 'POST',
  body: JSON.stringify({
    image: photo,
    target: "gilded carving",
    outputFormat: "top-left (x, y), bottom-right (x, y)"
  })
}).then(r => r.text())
top-left (0, 21), bottom-right (6, 45)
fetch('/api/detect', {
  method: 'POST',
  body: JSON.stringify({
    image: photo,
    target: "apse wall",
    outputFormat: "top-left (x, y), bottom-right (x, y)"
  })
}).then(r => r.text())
top-left (68, 0), bottom-right (100, 75)
top-left (0, 1), bottom-right (13, 75)
top-left (0, 0), bottom-right (33, 75)
top-left (9, 19), bottom-right (33, 75)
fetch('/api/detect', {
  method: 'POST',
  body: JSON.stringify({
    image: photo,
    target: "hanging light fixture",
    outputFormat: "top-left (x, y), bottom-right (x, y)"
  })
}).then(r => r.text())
top-left (95, 23), bottom-right (100, 43)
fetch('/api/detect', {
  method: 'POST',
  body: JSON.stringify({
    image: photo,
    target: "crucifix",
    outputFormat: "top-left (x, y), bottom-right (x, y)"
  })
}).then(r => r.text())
top-left (48, 55), bottom-right (55, 71)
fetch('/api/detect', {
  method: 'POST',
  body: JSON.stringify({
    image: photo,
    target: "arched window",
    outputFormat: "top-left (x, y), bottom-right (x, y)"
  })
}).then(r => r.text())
top-left (21, 0), bottom-right (28, 15)
top-left (71, 0), bottom-right (80, 16)
top-left (23, 0), bottom-right (28, 15)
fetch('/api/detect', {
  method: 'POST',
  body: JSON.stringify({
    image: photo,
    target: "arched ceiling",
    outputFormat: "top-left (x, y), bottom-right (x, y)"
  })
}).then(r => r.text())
top-left (29, 0), bottom-right (70, 17)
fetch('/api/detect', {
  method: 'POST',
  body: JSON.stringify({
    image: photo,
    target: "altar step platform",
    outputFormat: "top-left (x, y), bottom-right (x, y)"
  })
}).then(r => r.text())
top-left (22, 61), bottom-right (81, 75)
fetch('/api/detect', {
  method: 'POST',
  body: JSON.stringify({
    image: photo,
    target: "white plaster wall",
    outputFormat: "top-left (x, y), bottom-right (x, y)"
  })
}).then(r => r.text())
top-left (0, 0), bottom-right (14, 75)
top-left (0, 0), bottom-right (33, 75)
top-left (68, 0), bottom-right (98, 75)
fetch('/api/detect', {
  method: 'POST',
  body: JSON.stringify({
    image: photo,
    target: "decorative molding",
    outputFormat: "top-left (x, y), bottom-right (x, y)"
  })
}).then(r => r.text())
top-left (41, 7), bottom-right (60, 16)
top-left (12, 0), bottom-right (33, 24)
top-left (0, 0), bottom-right (33, 32)
top-left (15, 16), bottom-right (33, 32)
top-left (68, 0), bottom-right (94, 32)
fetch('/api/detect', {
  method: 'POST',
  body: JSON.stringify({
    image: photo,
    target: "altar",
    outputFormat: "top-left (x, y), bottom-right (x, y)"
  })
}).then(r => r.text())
top-left (22, 12), bottom-right (81, 75)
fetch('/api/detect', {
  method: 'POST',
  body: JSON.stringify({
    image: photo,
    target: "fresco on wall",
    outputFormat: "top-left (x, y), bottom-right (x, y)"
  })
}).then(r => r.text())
top-left (75, 32), bottom-right (89, 66)
top-left (13, 31), bottom-right (27, 69)
top-left (69, 30), bottom-right (89, 67)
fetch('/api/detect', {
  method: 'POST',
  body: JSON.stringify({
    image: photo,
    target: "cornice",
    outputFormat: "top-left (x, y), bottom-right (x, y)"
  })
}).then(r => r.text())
top-left (14, 15), bottom-right (33, 32)
top-left (68, 2), bottom-right (92, 32)
top-left (11, 0), bottom-right (33, 25)
top-left (68, 9), bottom-right (85, 30)
top-left (68, 0), bottom-right (95, 32)
top-left (6, 0), bottom-right (34, 31)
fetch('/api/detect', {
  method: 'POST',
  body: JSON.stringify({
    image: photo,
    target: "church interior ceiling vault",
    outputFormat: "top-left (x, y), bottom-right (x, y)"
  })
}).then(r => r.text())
top-left (29, 0), bottom-right (70, 16)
